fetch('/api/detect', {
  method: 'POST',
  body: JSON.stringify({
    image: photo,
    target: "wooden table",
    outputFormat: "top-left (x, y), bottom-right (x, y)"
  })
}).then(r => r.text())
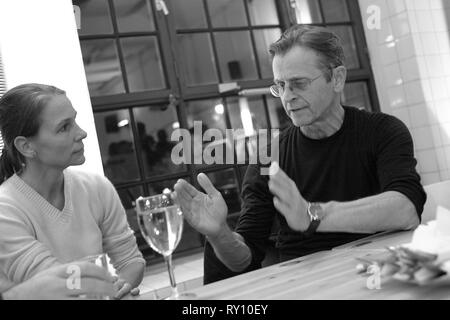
top-left (138, 231), bottom-right (450, 300)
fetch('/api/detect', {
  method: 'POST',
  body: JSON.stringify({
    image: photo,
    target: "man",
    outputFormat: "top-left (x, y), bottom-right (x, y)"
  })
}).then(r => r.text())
top-left (174, 25), bottom-right (426, 283)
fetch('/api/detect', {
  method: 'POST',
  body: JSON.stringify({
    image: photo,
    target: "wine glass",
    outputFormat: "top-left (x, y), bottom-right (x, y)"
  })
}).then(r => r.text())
top-left (135, 191), bottom-right (196, 300)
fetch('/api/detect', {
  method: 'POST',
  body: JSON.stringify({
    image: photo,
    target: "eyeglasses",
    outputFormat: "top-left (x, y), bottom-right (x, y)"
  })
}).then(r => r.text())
top-left (269, 74), bottom-right (322, 98)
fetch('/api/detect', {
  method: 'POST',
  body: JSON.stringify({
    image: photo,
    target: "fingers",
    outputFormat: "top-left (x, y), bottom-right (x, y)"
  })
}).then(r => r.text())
top-left (273, 197), bottom-right (290, 217)
top-left (71, 278), bottom-right (116, 298)
top-left (175, 179), bottom-right (199, 198)
top-left (130, 287), bottom-right (140, 296)
top-left (114, 282), bottom-right (132, 299)
top-left (74, 261), bottom-right (115, 283)
top-left (197, 173), bottom-right (219, 196)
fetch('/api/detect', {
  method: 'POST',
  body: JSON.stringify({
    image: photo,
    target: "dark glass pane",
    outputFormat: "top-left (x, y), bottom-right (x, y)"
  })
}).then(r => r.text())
top-left (205, 169), bottom-right (241, 215)
top-left (94, 110), bottom-right (140, 183)
top-left (342, 82), bottom-right (372, 111)
top-left (329, 26), bottom-right (360, 70)
top-left (74, 0), bottom-right (113, 35)
top-left (214, 31), bottom-right (258, 81)
top-left (120, 36), bottom-right (166, 92)
top-left (80, 39), bottom-right (125, 96)
top-left (227, 96), bottom-right (268, 135)
top-left (186, 99), bottom-right (227, 134)
top-left (293, 0), bottom-right (323, 24)
top-left (266, 96), bottom-right (290, 130)
top-left (177, 34), bottom-right (218, 86)
top-left (320, 0), bottom-right (350, 23)
top-left (253, 28), bottom-right (282, 79)
top-left (171, 0), bottom-right (207, 29)
top-left (247, 0), bottom-right (279, 25)
top-left (186, 99), bottom-right (231, 168)
top-left (238, 165), bottom-right (248, 182)
top-left (207, 0), bottom-right (247, 28)
top-left (133, 105), bottom-right (186, 178)
top-left (113, 0), bottom-right (156, 32)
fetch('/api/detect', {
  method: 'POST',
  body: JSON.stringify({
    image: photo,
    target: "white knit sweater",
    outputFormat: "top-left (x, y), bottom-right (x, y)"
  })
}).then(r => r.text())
top-left (0, 169), bottom-right (145, 292)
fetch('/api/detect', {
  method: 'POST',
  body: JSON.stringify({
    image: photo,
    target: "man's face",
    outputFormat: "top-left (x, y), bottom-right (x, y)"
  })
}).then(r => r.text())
top-left (272, 46), bottom-right (338, 128)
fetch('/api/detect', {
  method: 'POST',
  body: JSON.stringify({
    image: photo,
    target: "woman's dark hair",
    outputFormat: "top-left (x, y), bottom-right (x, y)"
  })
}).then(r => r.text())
top-left (0, 83), bottom-right (66, 183)
top-left (269, 24), bottom-right (346, 82)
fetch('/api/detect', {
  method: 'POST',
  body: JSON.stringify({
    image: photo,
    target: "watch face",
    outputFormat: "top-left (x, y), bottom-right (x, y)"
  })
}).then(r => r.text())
top-left (308, 202), bottom-right (321, 220)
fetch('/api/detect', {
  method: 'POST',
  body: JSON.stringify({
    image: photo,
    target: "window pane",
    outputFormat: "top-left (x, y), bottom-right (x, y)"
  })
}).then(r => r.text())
top-left (171, 0), bottom-right (207, 29)
top-left (329, 26), bottom-right (360, 70)
top-left (267, 96), bottom-right (290, 130)
top-left (207, 0), bottom-right (247, 28)
top-left (186, 99), bottom-right (227, 134)
top-left (186, 99), bottom-right (230, 168)
top-left (247, 0), bottom-right (279, 25)
top-left (293, 0), bottom-right (323, 24)
top-left (253, 28), bottom-right (281, 79)
top-left (133, 105), bottom-right (186, 178)
top-left (342, 82), bottom-right (372, 111)
top-left (205, 169), bottom-right (241, 215)
top-left (113, 0), bottom-right (156, 32)
top-left (80, 39), bottom-right (125, 96)
top-left (214, 31), bottom-right (258, 81)
top-left (75, 0), bottom-right (113, 35)
top-left (94, 110), bottom-right (140, 183)
top-left (177, 34), bottom-right (218, 86)
top-left (227, 96), bottom-right (268, 136)
top-left (320, 0), bottom-right (350, 23)
top-left (120, 36), bottom-right (166, 92)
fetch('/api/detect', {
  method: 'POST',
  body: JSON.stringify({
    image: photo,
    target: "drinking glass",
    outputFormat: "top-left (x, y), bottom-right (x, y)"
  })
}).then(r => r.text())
top-left (135, 192), bottom-right (196, 300)
top-left (79, 253), bottom-right (112, 300)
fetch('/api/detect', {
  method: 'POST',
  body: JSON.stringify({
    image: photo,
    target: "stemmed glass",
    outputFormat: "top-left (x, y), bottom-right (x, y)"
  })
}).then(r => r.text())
top-left (135, 191), bottom-right (196, 300)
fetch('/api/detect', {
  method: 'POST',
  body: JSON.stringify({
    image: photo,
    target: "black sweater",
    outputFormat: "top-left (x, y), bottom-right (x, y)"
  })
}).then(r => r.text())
top-left (204, 106), bottom-right (426, 283)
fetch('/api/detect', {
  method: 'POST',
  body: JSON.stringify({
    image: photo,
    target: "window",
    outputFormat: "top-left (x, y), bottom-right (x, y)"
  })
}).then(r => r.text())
top-left (76, 0), bottom-right (378, 263)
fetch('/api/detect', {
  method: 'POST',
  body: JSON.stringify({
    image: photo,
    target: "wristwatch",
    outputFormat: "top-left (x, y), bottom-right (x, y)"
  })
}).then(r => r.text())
top-left (303, 202), bottom-right (321, 237)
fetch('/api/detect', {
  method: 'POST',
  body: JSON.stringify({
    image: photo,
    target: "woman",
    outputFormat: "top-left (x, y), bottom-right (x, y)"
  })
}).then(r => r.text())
top-left (0, 83), bottom-right (145, 298)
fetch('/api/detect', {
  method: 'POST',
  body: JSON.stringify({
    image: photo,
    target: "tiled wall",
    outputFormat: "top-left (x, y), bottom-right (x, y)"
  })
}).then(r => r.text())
top-left (358, 0), bottom-right (450, 185)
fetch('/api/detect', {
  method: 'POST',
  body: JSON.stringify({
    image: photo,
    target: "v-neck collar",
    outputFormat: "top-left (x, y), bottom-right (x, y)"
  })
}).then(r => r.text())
top-left (10, 170), bottom-right (73, 223)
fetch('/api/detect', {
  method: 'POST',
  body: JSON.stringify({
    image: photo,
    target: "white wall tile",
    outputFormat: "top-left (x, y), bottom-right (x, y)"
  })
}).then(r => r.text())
top-left (377, 19), bottom-right (394, 44)
top-left (431, 10), bottom-right (448, 31)
top-left (379, 43), bottom-right (398, 65)
top-left (387, 0), bottom-right (406, 14)
top-left (435, 147), bottom-right (448, 170)
top-left (436, 33), bottom-right (450, 54)
top-left (396, 35), bottom-right (415, 60)
top-left (421, 172), bottom-right (442, 184)
top-left (400, 57), bottom-right (420, 81)
top-left (387, 85), bottom-right (408, 108)
top-left (414, 0), bottom-right (431, 10)
top-left (409, 103), bottom-right (431, 127)
top-left (391, 12), bottom-right (411, 37)
top-left (407, 10), bottom-right (419, 33)
top-left (415, 10), bottom-right (434, 32)
top-left (440, 123), bottom-right (450, 145)
top-left (425, 55), bottom-right (445, 78)
top-left (429, 0), bottom-right (444, 9)
top-left (404, 80), bottom-right (425, 105)
top-left (412, 126), bottom-right (434, 149)
top-left (430, 78), bottom-right (449, 100)
top-left (420, 33), bottom-right (440, 55)
top-left (421, 79), bottom-right (434, 102)
top-left (435, 98), bottom-right (450, 121)
top-left (412, 34), bottom-right (424, 56)
top-left (416, 149), bottom-right (439, 172)
top-left (405, 0), bottom-right (416, 11)
top-left (431, 124), bottom-right (443, 146)
top-left (383, 64), bottom-right (403, 86)
top-left (392, 107), bottom-right (412, 127)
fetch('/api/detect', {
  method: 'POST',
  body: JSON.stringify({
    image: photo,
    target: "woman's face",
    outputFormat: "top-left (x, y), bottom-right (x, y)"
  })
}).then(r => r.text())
top-left (28, 94), bottom-right (87, 170)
